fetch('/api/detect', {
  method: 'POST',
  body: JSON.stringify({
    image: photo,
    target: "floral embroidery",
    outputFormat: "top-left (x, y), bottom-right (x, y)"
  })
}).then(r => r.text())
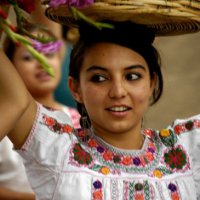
top-left (70, 128), bottom-right (190, 176)
top-left (160, 129), bottom-right (171, 137)
top-left (150, 166), bottom-right (172, 178)
top-left (72, 143), bottom-right (93, 165)
top-left (42, 114), bottom-right (73, 134)
top-left (99, 166), bottom-right (110, 175)
top-left (163, 145), bottom-right (189, 171)
top-left (123, 180), bottom-right (154, 200)
top-left (168, 183), bottom-right (181, 200)
top-left (153, 169), bottom-right (163, 178)
top-left (143, 129), bottom-right (154, 138)
top-left (174, 119), bottom-right (200, 135)
top-left (90, 164), bottom-right (112, 175)
top-left (159, 129), bottom-right (177, 147)
top-left (76, 129), bottom-right (162, 174)
top-left (92, 180), bottom-right (103, 200)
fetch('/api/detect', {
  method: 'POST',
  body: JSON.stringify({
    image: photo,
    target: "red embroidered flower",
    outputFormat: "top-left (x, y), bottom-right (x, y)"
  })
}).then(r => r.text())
top-left (148, 141), bottom-right (156, 150)
top-left (174, 125), bottom-right (182, 135)
top-left (73, 143), bottom-right (92, 165)
top-left (121, 156), bottom-right (132, 166)
top-left (43, 115), bottom-right (55, 126)
top-left (171, 192), bottom-right (180, 200)
top-left (93, 190), bottom-right (102, 200)
top-left (61, 124), bottom-right (73, 133)
top-left (143, 129), bottom-right (153, 137)
top-left (164, 147), bottom-right (187, 170)
top-left (103, 151), bottom-right (113, 161)
top-left (145, 152), bottom-right (154, 161)
top-left (135, 193), bottom-right (144, 200)
top-left (88, 139), bottom-right (98, 148)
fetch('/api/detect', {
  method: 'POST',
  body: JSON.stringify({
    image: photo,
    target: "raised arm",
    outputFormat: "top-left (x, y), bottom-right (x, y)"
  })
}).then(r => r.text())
top-left (0, 49), bottom-right (37, 148)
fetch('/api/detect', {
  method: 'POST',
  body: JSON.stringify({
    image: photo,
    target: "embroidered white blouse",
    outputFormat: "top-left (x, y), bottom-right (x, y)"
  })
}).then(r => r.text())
top-left (18, 104), bottom-right (200, 200)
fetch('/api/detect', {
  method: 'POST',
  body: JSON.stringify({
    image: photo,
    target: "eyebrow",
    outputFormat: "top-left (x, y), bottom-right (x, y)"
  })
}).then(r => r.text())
top-left (86, 65), bottom-right (146, 72)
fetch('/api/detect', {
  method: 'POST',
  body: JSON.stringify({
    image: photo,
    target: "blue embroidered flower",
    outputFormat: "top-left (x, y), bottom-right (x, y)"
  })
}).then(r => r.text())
top-left (168, 183), bottom-right (177, 192)
top-left (97, 146), bottom-right (104, 153)
top-left (148, 147), bottom-right (155, 153)
top-left (133, 157), bottom-right (141, 166)
top-left (93, 180), bottom-right (102, 189)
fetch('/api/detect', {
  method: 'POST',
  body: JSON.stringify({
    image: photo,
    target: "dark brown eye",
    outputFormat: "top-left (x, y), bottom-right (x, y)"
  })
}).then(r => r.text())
top-left (125, 73), bottom-right (141, 81)
top-left (91, 74), bottom-right (107, 82)
top-left (22, 53), bottom-right (34, 61)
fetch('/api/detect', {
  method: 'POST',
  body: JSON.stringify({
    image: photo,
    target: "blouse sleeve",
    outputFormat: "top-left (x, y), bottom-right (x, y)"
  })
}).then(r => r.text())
top-left (17, 103), bottom-right (75, 199)
top-left (172, 114), bottom-right (200, 199)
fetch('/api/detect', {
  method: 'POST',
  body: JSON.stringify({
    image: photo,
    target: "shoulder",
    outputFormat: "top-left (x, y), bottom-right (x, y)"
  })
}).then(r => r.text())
top-left (171, 114), bottom-right (200, 135)
top-left (37, 104), bottom-right (75, 135)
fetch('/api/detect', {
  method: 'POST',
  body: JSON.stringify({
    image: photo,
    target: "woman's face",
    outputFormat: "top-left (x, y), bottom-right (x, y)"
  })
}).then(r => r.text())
top-left (12, 36), bottom-right (61, 97)
top-left (71, 42), bottom-right (156, 136)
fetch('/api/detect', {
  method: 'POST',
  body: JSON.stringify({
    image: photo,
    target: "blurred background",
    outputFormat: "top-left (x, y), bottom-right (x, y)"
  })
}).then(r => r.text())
top-left (145, 32), bottom-right (200, 130)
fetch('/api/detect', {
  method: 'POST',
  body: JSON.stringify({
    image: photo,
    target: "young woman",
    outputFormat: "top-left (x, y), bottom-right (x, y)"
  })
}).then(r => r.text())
top-left (0, 5), bottom-right (200, 200)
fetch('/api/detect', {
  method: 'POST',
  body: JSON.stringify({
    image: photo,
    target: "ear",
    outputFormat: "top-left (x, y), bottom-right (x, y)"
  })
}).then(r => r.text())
top-left (68, 77), bottom-right (83, 103)
top-left (150, 73), bottom-right (157, 95)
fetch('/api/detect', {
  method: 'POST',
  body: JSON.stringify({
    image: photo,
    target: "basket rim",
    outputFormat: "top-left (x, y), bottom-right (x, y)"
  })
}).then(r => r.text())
top-left (45, 2), bottom-right (200, 36)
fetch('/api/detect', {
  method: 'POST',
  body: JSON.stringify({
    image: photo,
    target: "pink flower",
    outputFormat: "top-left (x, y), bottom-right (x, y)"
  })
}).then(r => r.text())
top-left (49, 0), bottom-right (94, 8)
top-left (32, 40), bottom-right (63, 54)
top-left (49, 0), bottom-right (67, 7)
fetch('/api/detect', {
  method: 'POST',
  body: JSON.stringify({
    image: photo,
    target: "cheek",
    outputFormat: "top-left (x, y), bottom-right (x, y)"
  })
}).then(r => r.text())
top-left (49, 59), bottom-right (61, 79)
top-left (15, 64), bottom-right (33, 79)
top-left (79, 83), bottom-right (105, 108)
top-left (130, 84), bottom-right (151, 105)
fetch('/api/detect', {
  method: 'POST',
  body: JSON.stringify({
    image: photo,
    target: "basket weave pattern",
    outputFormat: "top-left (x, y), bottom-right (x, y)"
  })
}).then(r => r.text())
top-left (45, 0), bottom-right (200, 35)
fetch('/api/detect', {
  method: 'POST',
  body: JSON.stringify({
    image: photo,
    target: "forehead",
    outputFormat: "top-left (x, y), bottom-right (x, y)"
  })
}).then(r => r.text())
top-left (81, 42), bottom-right (148, 70)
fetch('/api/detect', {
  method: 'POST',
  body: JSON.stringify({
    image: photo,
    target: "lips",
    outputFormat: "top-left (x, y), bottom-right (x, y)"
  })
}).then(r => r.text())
top-left (106, 106), bottom-right (131, 112)
top-left (35, 71), bottom-right (51, 80)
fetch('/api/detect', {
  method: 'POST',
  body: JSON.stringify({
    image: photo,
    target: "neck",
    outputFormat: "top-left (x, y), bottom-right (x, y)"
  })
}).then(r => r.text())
top-left (92, 123), bottom-right (144, 150)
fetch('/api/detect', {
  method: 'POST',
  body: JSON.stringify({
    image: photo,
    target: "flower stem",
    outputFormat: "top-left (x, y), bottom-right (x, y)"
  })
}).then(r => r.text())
top-left (70, 7), bottom-right (114, 30)
top-left (26, 44), bottom-right (55, 76)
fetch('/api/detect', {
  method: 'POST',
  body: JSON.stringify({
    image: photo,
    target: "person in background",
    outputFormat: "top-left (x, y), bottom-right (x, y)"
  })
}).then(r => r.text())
top-left (0, 137), bottom-right (35, 200)
top-left (0, 1), bottom-right (80, 199)
top-left (3, 26), bottom-right (80, 128)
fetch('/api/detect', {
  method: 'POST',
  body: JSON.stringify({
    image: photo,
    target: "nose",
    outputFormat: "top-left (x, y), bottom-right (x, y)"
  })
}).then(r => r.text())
top-left (108, 80), bottom-right (128, 99)
top-left (35, 59), bottom-right (43, 69)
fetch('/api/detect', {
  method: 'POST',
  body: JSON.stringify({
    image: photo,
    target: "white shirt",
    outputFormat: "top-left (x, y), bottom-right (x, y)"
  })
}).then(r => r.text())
top-left (0, 137), bottom-right (33, 192)
top-left (18, 104), bottom-right (200, 199)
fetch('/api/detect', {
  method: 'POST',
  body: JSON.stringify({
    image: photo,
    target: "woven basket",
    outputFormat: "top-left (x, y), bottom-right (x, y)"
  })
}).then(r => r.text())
top-left (45, 0), bottom-right (200, 35)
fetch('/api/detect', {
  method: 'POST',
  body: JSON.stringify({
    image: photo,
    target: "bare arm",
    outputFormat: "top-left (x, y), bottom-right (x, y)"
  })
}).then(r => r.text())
top-left (0, 187), bottom-right (35, 200)
top-left (0, 50), bottom-right (37, 148)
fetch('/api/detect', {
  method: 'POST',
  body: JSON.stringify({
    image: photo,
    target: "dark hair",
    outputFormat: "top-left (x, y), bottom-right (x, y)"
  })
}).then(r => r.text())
top-left (69, 21), bottom-right (164, 126)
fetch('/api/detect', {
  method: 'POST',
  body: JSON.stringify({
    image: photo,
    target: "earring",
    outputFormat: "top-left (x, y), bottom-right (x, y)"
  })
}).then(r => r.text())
top-left (79, 105), bottom-right (91, 142)
top-left (80, 105), bottom-right (91, 129)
